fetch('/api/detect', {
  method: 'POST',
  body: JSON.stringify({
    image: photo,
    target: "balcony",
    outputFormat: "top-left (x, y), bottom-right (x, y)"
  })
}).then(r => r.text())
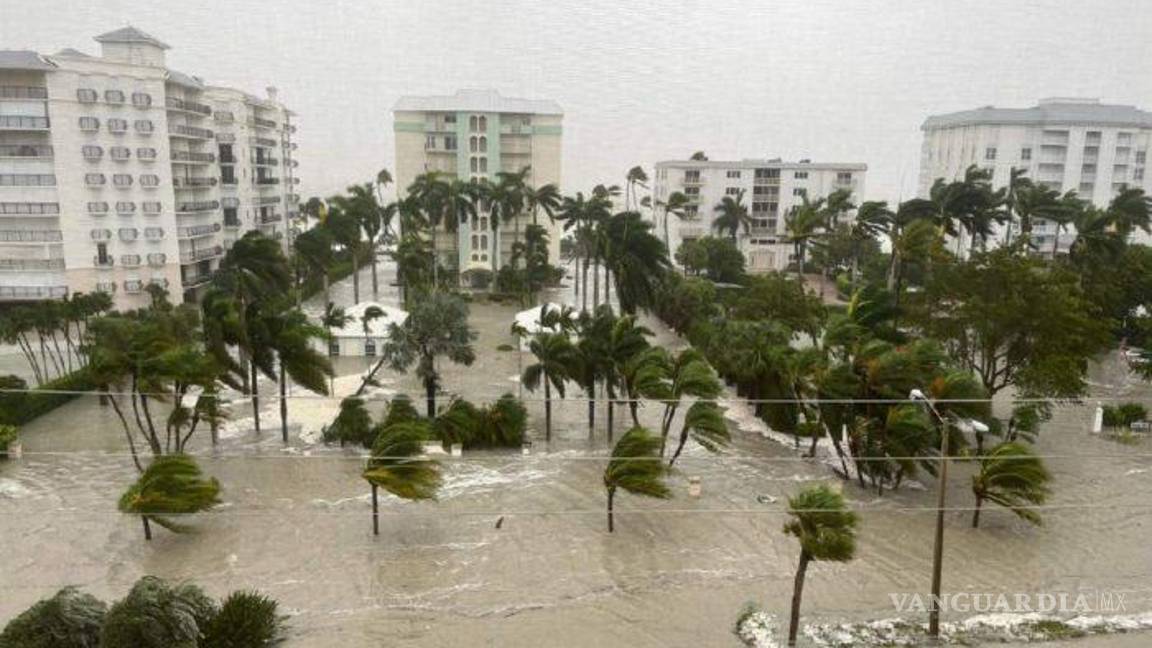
top-left (259, 213), bottom-right (282, 224)
top-left (256, 177), bottom-right (280, 186)
top-left (0, 285), bottom-right (67, 300)
top-left (181, 270), bottom-right (215, 288)
top-left (168, 124), bottom-right (214, 139)
top-left (176, 200), bottom-right (220, 214)
top-left (0, 258), bottom-right (64, 271)
top-left (165, 97), bottom-right (212, 116)
top-left (0, 145), bottom-right (52, 159)
top-left (180, 245), bottom-right (224, 264)
top-left (251, 136), bottom-right (277, 148)
top-left (171, 151), bottom-right (216, 164)
top-left (1, 202), bottom-right (60, 217)
top-left (682, 176), bottom-right (703, 187)
top-left (147, 253), bottom-right (167, 266)
top-left (93, 255), bottom-right (114, 268)
top-left (0, 230), bottom-right (62, 243)
top-left (255, 196), bottom-right (281, 206)
top-left (253, 157), bottom-right (279, 166)
top-left (178, 223), bottom-right (221, 239)
top-left (249, 117), bottom-right (277, 130)
top-left (224, 219), bottom-right (241, 229)
top-left (0, 86), bottom-right (48, 99)
top-left (1, 174), bottom-right (56, 187)
top-left (219, 153), bottom-right (236, 164)
top-left (120, 254), bottom-right (141, 268)
top-left (0, 115), bottom-right (49, 130)
top-left (173, 177), bottom-right (218, 189)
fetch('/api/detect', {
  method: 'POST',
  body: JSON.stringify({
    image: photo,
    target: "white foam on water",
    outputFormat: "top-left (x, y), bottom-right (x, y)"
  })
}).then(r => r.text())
top-left (0, 478), bottom-right (33, 498)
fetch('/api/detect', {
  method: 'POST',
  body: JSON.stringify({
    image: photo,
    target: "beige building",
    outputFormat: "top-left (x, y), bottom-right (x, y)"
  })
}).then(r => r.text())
top-left (393, 89), bottom-right (562, 285)
top-left (0, 26), bottom-right (299, 308)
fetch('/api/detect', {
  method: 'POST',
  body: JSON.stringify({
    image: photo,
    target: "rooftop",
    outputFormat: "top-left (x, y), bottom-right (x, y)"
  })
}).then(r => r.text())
top-left (394, 89), bottom-right (562, 115)
top-left (923, 98), bottom-right (1152, 130)
top-left (0, 50), bottom-right (55, 71)
top-left (655, 158), bottom-right (867, 171)
top-left (94, 26), bottom-right (170, 50)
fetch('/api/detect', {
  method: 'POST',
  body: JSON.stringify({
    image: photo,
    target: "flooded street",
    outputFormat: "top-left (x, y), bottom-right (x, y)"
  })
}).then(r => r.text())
top-left (2, 261), bottom-right (1150, 646)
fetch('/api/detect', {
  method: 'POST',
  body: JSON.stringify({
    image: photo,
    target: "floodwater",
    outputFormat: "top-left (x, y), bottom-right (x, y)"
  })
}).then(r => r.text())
top-left (1, 260), bottom-right (1150, 647)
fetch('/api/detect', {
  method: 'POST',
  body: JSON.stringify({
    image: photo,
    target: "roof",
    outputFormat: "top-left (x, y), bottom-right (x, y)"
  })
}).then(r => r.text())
top-left (326, 302), bottom-right (408, 339)
top-left (655, 159), bottom-right (867, 171)
top-left (52, 48), bottom-right (94, 59)
top-left (0, 50), bottom-right (55, 71)
top-left (94, 26), bottom-right (170, 50)
top-left (394, 89), bottom-right (562, 115)
top-left (165, 69), bottom-right (204, 89)
top-left (922, 98), bottom-right (1152, 130)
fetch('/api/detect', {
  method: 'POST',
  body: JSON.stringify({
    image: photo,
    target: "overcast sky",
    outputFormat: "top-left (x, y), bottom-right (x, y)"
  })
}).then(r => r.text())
top-left (4, 0), bottom-right (1151, 203)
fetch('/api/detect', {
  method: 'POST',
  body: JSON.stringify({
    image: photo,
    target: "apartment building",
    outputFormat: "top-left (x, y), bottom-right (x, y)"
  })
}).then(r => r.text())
top-left (653, 158), bottom-right (866, 273)
top-left (393, 89), bottom-right (562, 284)
top-left (0, 26), bottom-right (298, 309)
top-left (919, 97), bottom-right (1152, 252)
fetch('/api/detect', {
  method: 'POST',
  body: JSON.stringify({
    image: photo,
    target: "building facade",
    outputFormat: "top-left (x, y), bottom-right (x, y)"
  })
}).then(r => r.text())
top-left (0, 26), bottom-right (298, 309)
top-left (393, 89), bottom-right (562, 283)
top-left (653, 158), bottom-right (866, 273)
top-left (919, 97), bottom-right (1152, 252)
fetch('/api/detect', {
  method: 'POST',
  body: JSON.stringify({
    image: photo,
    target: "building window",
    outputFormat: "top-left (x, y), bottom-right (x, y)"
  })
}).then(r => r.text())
top-left (113, 174), bottom-right (133, 187)
top-left (118, 227), bottom-right (138, 242)
top-left (107, 119), bottom-right (128, 133)
top-left (444, 135), bottom-right (457, 150)
top-left (131, 92), bottom-right (152, 107)
top-left (88, 201), bottom-right (109, 214)
top-left (1021, 147), bottom-right (1032, 161)
top-left (77, 88), bottom-right (97, 103)
top-left (124, 280), bottom-right (143, 294)
top-left (470, 136), bottom-right (478, 153)
top-left (365, 339), bottom-right (376, 357)
top-left (469, 115), bottom-right (478, 132)
top-left (478, 115), bottom-right (487, 131)
top-left (985, 147), bottom-right (997, 160)
top-left (444, 114), bottom-right (456, 124)
top-left (837, 171), bottom-right (853, 184)
top-left (115, 201), bottom-right (136, 214)
top-left (136, 147), bottom-right (157, 160)
top-left (142, 201), bottom-right (161, 214)
top-left (79, 117), bottom-right (100, 131)
top-left (328, 341), bottom-right (340, 357)
top-left (91, 228), bottom-right (112, 241)
top-left (109, 146), bottom-right (131, 161)
top-left (685, 170), bottom-right (700, 183)
top-left (725, 187), bottom-right (740, 196)
top-left (479, 136), bottom-right (487, 152)
top-left (1136, 168), bottom-right (1146, 181)
top-left (140, 175), bottom-right (160, 187)
top-left (426, 134), bottom-right (436, 149)
top-left (221, 166), bottom-right (236, 185)
top-left (147, 253), bottom-right (166, 266)
top-left (755, 168), bottom-right (780, 180)
top-left (82, 145), bottom-right (103, 160)
top-left (85, 173), bottom-right (106, 186)
top-left (144, 227), bottom-right (164, 240)
top-left (470, 157), bottom-right (478, 173)
top-left (134, 120), bottom-right (154, 134)
top-left (793, 187), bottom-right (807, 197)
top-left (726, 170), bottom-right (741, 179)
top-left (96, 281), bottom-right (116, 293)
top-left (1137, 151), bottom-right (1147, 164)
top-left (794, 171), bottom-right (808, 179)
top-left (95, 242), bottom-right (111, 265)
top-left (104, 90), bottom-right (125, 104)
top-left (479, 158), bottom-right (488, 173)
top-left (684, 186), bottom-right (700, 197)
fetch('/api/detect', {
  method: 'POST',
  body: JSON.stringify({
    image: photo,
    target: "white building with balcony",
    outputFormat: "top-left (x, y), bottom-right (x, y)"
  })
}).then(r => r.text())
top-left (919, 97), bottom-right (1152, 253)
top-left (393, 89), bottom-right (563, 286)
top-left (0, 26), bottom-right (299, 308)
top-left (652, 158), bottom-right (866, 273)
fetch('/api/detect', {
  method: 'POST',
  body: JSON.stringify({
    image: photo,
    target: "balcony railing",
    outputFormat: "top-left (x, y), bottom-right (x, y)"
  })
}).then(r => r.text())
top-left (168, 124), bottom-right (214, 139)
top-left (176, 200), bottom-right (220, 214)
top-left (0, 86), bottom-right (48, 99)
top-left (249, 117), bottom-right (277, 129)
top-left (255, 196), bottom-right (281, 206)
top-left (259, 213), bottom-right (282, 224)
top-left (0, 285), bottom-right (67, 300)
top-left (256, 178), bottom-right (280, 185)
top-left (171, 151), bottom-right (216, 163)
top-left (0, 230), bottom-right (62, 242)
top-left (0, 115), bottom-right (49, 130)
top-left (251, 137), bottom-right (277, 147)
top-left (165, 97), bottom-right (213, 116)
top-left (180, 245), bottom-right (224, 264)
top-left (178, 223), bottom-right (221, 238)
top-left (219, 153), bottom-right (236, 164)
top-left (254, 157), bottom-right (279, 166)
top-left (224, 219), bottom-right (241, 229)
top-left (0, 145), bottom-right (52, 158)
top-left (93, 256), bottom-right (114, 268)
top-left (173, 177), bottom-right (218, 188)
top-left (0, 258), bottom-right (64, 271)
top-left (182, 271), bottom-right (215, 288)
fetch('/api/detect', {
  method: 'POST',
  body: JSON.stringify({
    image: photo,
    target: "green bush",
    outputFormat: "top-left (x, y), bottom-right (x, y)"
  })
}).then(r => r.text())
top-left (1103, 402), bottom-right (1148, 427)
top-left (101, 576), bottom-right (216, 648)
top-left (496, 343), bottom-right (515, 352)
top-left (0, 586), bottom-right (106, 648)
top-left (0, 369), bottom-right (98, 427)
top-left (200, 590), bottom-right (284, 648)
top-left (321, 397), bottom-right (374, 448)
top-left (0, 425), bottom-right (17, 457)
top-left (430, 394), bottom-right (527, 449)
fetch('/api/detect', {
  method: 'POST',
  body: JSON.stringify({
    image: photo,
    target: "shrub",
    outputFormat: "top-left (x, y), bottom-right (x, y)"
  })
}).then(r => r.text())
top-left (0, 369), bottom-right (98, 427)
top-left (382, 395), bottom-right (420, 428)
top-left (0, 586), bottom-right (106, 648)
top-left (200, 590), bottom-right (284, 648)
top-left (0, 424), bottom-right (16, 457)
top-left (430, 394), bottom-right (527, 449)
top-left (101, 576), bottom-right (216, 648)
top-left (321, 397), bottom-right (374, 448)
top-left (496, 343), bottom-right (515, 352)
top-left (1103, 402), bottom-right (1148, 428)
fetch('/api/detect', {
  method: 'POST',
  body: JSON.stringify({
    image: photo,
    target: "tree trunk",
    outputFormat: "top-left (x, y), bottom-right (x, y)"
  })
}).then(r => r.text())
top-left (371, 246), bottom-right (379, 296)
top-left (669, 429), bottom-right (689, 467)
top-left (352, 251), bottom-right (361, 303)
top-left (425, 377), bottom-right (436, 418)
top-left (142, 516), bottom-right (153, 541)
top-left (788, 551), bottom-right (810, 646)
top-left (607, 486), bottom-right (616, 533)
top-left (582, 256), bottom-right (590, 312)
top-left (607, 385), bottom-right (616, 443)
top-left (372, 484), bottom-right (380, 536)
top-left (251, 362), bottom-right (261, 433)
top-left (972, 494), bottom-right (984, 528)
top-left (544, 378), bottom-right (552, 442)
top-left (593, 259), bottom-right (601, 308)
top-left (587, 382), bottom-right (595, 438)
top-left (279, 362), bottom-right (289, 443)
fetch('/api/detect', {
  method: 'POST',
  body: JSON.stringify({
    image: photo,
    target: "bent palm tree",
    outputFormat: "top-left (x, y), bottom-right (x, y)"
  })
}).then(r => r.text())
top-left (970, 442), bottom-right (1051, 528)
top-left (668, 401), bottom-right (729, 467)
top-left (521, 332), bottom-right (576, 442)
top-left (118, 455), bottom-right (221, 541)
top-left (712, 190), bottom-right (752, 243)
top-left (783, 484), bottom-right (858, 646)
top-left (363, 420), bottom-right (441, 536)
top-left (603, 426), bottom-right (670, 532)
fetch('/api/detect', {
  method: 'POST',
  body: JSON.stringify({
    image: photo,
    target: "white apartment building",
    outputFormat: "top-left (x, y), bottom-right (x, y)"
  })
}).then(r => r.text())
top-left (0, 26), bottom-right (299, 309)
top-left (653, 158), bottom-right (866, 273)
top-left (393, 89), bottom-right (562, 285)
top-left (919, 97), bottom-right (1152, 252)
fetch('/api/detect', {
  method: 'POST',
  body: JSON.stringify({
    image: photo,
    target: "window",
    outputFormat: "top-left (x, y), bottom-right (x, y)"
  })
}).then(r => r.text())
top-left (147, 253), bottom-right (166, 266)
top-left (469, 115), bottom-right (478, 131)
top-left (753, 185), bottom-right (779, 196)
top-left (444, 114), bottom-right (456, 124)
top-left (79, 117), bottom-right (100, 131)
top-left (82, 145), bottom-right (103, 160)
top-left (118, 227), bottom-right (138, 241)
top-left (479, 157), bottom-right (488, 173)
top-left (77, 88), bottom-right (97, 103)
top-left (478, 116), bottom-right (487, 130)
top-left (365, 339), bottom-right (377, 357)
top-left (426, 134), bottom-right (436, 149)
top-left (836, 171), bottom-right (853, 184)
top-left (793, 187), bottom-right (807, 197)
top-left (85, 173), bottom-right (106, 186)
top-left (328, 341), bottom-right (340, 357)
top-left (470, 157), bottom-right (478, 172)
top-left (109, 146), bottom-right (131, 161)
top-left (107, 118), bottom-right (128, 133)
top-left (90, 228), bottom-right (112, 241)
top-left (88, 201), bottom-right (109, 214)
top-left (140, 174), bottom-right (160, 187)
top-left (1137, 151), bottom-right (1147, 164)
top-left (104, 90), bottom-right (125, 104)
top-left (131, 92), bottom-right (152, 107)
top-left (726, 170), bottom-right (741, 179)
top-left (121, 254), bottom-right (141, 267)
top-left (124, 280), bottom-right (143, 294)
top-left (479, 136), bottom-right (487, 152)
top-left (142, 201), bottom-right (161, 214)
top-left (755, 168), bottom-right (780, 179)
top-left (113, 174), bottom-right (133, 187)
top-left (144, 227), bottom-right (164, 240)
top-left (725, 187), bottom-right (740, 196)
top-left (1136, 168), bottom-right (1146, 181)
top-left (96, 281), bottom-right (116, 293)
top-left (221, 167), bottom-right (237, 185)
top-left (224, 207), bottom-right (239, 226)
top-left (95, 242), bottom-right (111, 266)
top-left (136, 147), bottom-right (157, 160)
top-left (985, 147), bottom-right (997, 161)
top-left (445, 135), bottom-right (457, 150)
top-left (685, 170), bottom-right (700, 183)
top-left (470, 136), bottom-right (478, 153)
top-left (134, 120), bottom-right (154, 134)
top-left (684, 186), bottom-right (700, 197)
top-left (793, 171), bottom-right (809, 179)
top-left (115, 201), bottom-right (136, 214)
top-left (1021, 147), bottom-right (1032, 161)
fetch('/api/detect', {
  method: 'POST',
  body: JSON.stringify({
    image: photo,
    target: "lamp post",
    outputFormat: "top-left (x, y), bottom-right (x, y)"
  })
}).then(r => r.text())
top-left (909, 388), bottom-right (989, 641)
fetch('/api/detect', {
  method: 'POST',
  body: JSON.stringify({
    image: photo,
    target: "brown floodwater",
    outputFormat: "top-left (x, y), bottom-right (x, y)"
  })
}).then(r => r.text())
top-left (1, 261), bottom-right (1149, 646)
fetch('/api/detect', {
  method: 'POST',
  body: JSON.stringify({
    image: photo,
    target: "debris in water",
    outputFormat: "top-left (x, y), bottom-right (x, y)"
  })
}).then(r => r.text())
top-left (495, 516), bottom-right (504, 529)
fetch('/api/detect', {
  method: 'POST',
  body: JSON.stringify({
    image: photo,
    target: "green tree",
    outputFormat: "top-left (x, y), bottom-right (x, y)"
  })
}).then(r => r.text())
top-left (785, 194), bottom-right (829, 283)
top-left (658, 190), bottom-right (690, 255)
top-left (603, 426), bottom-right (671, 532)
top-left (201, 590), bottom-right (285, 648)
top-left (0, 586), bottom-right (106, 648)
top-left (363, 419), bottom-right (441, 536)
top-left (117, 455), bottom-right (221, 541)
top-left (657, 348), bottom-right (722, 456)
top-left (521, 331), bottom-right (577, 441)
top-left (782, 484), bottom-right (858, 646)
top-left (711, 189), bottom-right (752, 243)
top-left (322, 396), bottom-right (374, 448)
top-left (667, 401), bottom-right (729, 467)
top-left (255, 304), bottom-right (333, 443)
top-left (375, 292), bottom-right (477, 416)
top-left (971, 442), bottom-right (1051, 528)
top-left (293, 226), bottom-right (335, 304)
top-left (100, 576), bottom-right (215, 648)
top-left (603, 210), bottom-right (672, 314)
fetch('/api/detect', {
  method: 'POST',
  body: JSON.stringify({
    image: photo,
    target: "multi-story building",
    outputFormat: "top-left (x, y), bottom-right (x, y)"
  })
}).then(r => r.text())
top-left (393, 89), bottom-right (562, 285)
top-left (919, 97), bottom-right (1152, 252)
top-left (653, 158), bottom-right (866, 273)
top-left (0, 26), bottom-right (298, 309)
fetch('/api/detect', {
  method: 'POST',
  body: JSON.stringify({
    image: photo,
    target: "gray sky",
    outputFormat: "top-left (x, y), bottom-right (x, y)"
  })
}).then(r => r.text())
top-left (4, 0), bottom-right (1151, 203)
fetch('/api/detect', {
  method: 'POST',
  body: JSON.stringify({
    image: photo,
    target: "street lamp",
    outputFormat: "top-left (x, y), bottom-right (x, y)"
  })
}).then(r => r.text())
top-left (909, 389), bottom-right (989, 640)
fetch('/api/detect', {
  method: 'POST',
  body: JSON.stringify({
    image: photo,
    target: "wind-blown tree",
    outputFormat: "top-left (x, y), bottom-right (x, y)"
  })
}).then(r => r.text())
top-left (523, 179), bottom-right (562, 301)
top-left (848, 201), bottom-right (893, 283)
top-left (656, 348), bottom-right (722, 456)
top-left (201, 590), bottom-right (285, 648)
top-left (624, 165), bottom-right (649, 210)
top-left (603, 210), bottom-right (672, 314)
top-left (323, 203), bottom-right (365, 303)
top-left (346, 183), bottom-right (386, 296)
top-left (970, 441), bottom-right (1051, 528)
top-left (390, 230), bottom-right (435, 305)
top-left (675, 236), bottom-right (745, 283)
top-left (667, 401), bottom-right (729, 467)
top-left (600, 309), bottom-right (654, 440)
top-left (375, 292), bottom-right (477, 416)
top-left (712, 189), bottom-right (752, 243)
top-left (522, 331), bottom-right (577, 442)
top-left (363, 418), bottom-right (441, 536)
top-left (293, 226), bottom-right (335, 303)
top-left (100, 576), bottom-right (216, 648)
top-left (785, 194), bottom-right (829, 283)
top-left (117, 454), bottom-right (221, 541)
top-left (1106, 186), bottom-right (1152, 239)
top-left (257, 304), bottom-right (333, 443)
top-left (603, 426), bottom-right (670, 532)
top-left (783, 484), bottom-right (858, 647)
top-left (658, 190), bottom-right (690, 255)
top-left (572, 309), bottom-right (614, 437)
top-left (0, 586), bottom-right (106, 648)
top-left (321, 396), bottom-right (374, 448)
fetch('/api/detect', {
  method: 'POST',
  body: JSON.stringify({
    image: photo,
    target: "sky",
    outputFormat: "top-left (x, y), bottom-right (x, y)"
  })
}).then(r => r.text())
top-left (3, 0), bottom-right (1151, 203)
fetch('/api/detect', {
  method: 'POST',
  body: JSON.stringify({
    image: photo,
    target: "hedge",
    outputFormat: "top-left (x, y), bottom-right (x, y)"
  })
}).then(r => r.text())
top-left (0, 368), bottom-right (98, 427)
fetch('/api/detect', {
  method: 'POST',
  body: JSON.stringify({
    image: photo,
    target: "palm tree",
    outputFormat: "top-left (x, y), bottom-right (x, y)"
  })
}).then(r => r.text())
top-left (348, 182), bottom-right (386, 296)
top-left (524, 180), bottom-right (562, 302)
top-left (785, 194), bottom-right (829, 284)
top-left (118, 455), bottom-right (220, 541)
top-left (603, 311), bottom-right (654, 441)
top-left (262, 306), bottom-right (333, 443)
top-left (363, 420), bottom-right (441, 536)
top-left (970, 442), bottom-right (1051, 528)
top-left (603, 211), bottom-right (671, 314)
top-left (1012, 181), bottom-right (1062, 252)
top-left (783, 484), bottom-right (858, 646)
top-left (1048, 191), bottom-right (1084, 257)
top-left (324, 201), bottom-right (367, 303)
top-left (1069, 206), bottom-right (1126, 265)
top-left (603, 426), bottom-right (670, 532)
top-left (849, 201), bottom-right (893, 284)
top-left (667, 401), bottom-right (729, 467)
top-left (711, 189), bottom-right (752, 243)
top-left (625, 165), bottom-right (649, 210)
top-left (522, 331), bottom-right (576, 442)
top-left (1106, 186), bottom-right (1152, 239)
top-left (657, 348), bottom-right (721, 456)
top-left (293, 226), bottom-right (334, 304)
top-left (374, 167), bottom-right (395, 239)
top-left (658, 190), bottom-right (690, 256)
